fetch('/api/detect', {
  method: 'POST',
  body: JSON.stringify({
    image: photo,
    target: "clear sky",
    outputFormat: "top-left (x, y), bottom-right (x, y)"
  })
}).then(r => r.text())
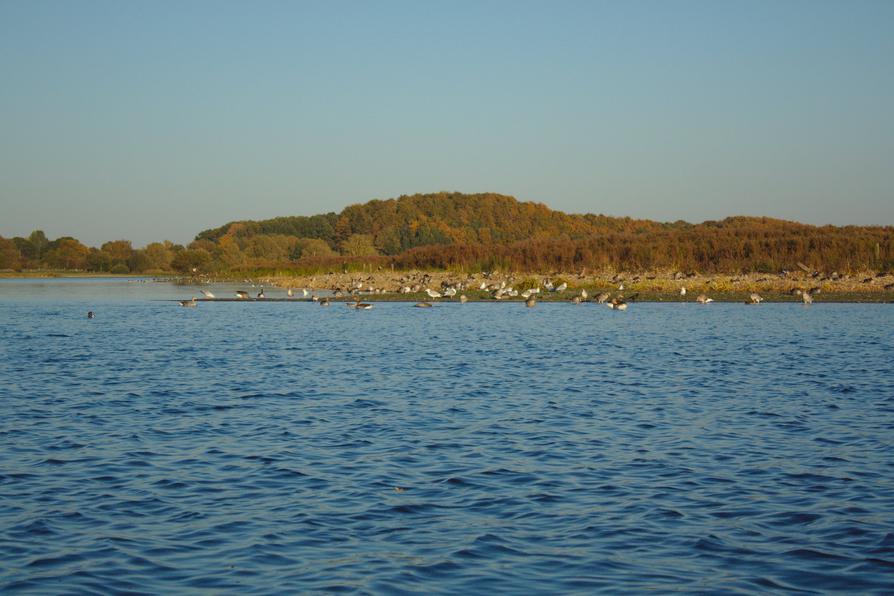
top-left (1, 0), bottom-right (892, 246)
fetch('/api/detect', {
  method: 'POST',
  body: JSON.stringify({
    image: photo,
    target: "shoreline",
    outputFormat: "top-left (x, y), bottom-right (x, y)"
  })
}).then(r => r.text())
top-left (5, 269), bottom-right (893, 302)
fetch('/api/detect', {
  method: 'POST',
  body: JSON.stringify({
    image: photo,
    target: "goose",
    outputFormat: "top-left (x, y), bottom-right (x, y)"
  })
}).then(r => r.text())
top-left (443, 287), bottom-right (457, 297)
top-left (353, 303), bottom-right (373, 310)
top-left (802, 292), bottom-right (813, 305)
top-left (257, 288), bottom-right (265, 299)
top-left (746, 293), bottom-right (763, 305)
top-left (459, 294), bottom-right (468, 304)
top-left (87, 311), bottom-right (95, 319)
top-left (596, 292), bottom-right (610, 304)
top-left (415, 302), bottom-right (433, 308)
top-left (201, 289), bottom-right (215, 299)
top-left (320, 297), bottom-right (331, 307)
top-left (696, 294), bottom-right (714, 304)
top-left (236, 290), bottom-right (250, 299)
top-left (179, 297), bottom-right (198, 307)
top-left (580, 289), bottom-right (588, 300)
top-left (287, 288), bottom-right (293, 297)
top-left (608, 297), bottom-right (628, 310)
top-left (302, 288), bottom-right (309, 297)
top-left (554, 282), bottom-right (567, 292)
top-left (618, 283), bottom-right (624, 291)
top-left (680, 286), bottom-right (686, 296)
top-left (525, 296), bottom-right (536, 308)
top-left (425, 288), bottom-right (442, 299)
top-left (571, 296), bottom-right (581, 304)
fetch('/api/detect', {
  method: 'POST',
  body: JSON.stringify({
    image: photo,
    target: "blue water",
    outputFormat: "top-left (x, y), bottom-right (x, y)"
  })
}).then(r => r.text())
top-left (2, 279), bottom-right (893, 594)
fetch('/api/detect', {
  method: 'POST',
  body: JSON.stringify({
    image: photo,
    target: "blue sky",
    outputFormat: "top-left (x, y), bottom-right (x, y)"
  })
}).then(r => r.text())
top-left (1, 0), bottom-right (892, 246)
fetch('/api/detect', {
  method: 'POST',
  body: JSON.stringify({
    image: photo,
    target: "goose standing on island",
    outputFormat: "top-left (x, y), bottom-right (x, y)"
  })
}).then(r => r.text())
top-left (236, 290), bottom-right (250, 299)
top-left (746, 293), bottom-right (763, 305)
top-left (201, 289), bottom-right (215, 299)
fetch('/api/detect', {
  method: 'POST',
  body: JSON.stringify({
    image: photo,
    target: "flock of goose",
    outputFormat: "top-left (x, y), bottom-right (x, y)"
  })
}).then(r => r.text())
top-left (175, 276), bottom-right (820, 309)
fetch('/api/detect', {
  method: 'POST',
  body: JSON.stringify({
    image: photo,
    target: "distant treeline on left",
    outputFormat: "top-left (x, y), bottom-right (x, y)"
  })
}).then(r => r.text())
top-left (0, 230), bottom-right (365, 274)
top-left (0, 231), bottom-right (188, 274)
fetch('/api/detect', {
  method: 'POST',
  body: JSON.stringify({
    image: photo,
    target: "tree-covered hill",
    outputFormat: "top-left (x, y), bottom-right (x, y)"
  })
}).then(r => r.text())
top-left (2, 192), bottom-right (892, 274)
top-left (195, 192), bottom-right (673, 255)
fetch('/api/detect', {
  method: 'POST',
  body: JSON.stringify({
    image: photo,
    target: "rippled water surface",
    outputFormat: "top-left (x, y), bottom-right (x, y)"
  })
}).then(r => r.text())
top-left (2, 278), bottom-right (893, 594)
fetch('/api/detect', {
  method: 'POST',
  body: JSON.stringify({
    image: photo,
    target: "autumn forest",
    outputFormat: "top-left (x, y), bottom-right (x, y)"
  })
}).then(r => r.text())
top-left (2, 193), bottom-right (892, 275)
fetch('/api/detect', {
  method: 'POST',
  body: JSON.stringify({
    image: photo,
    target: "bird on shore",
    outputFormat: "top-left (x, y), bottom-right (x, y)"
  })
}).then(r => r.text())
top-left (236, 290), bottom-right (250, 299)
top-left (257, 287), bottom-right (265, 299)
top-left (746, 293), bottom-right (763, 304)
top-left (201, 289), bottom-right (215, 299)
top-left (179, 297), bottom-right (198, 307)
top-left (425, 288), bottom-right (442, 299)
top-left (287, 288), bottom-right (293, 297)
top-left (802, 292), bottom-right (813, 305)
top-left (554, 282), bottom-right (567, 292)
top-left (696, 294), bottom-right (714, 304)
top-left (680, 286), bottom-right (687, 296)
top-left (596, 292), bottom-right (610, 304)
top-left (580, 289), bottom-right (588, 300)
top-left (571, 296), bottom-right (581, 304)
top-left (459, 294), bottom-right (468, 304)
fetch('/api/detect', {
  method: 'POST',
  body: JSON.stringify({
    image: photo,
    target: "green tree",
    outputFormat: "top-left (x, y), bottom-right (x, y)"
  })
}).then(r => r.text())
top-left (171, 248), bottom-right (212, 273)
top-left (29, 230), bottom-right (49, 262)
top-left (44, 237), bottom-right (89, 269)
top-left (341, 234), bottom-right (379, 256)
top-left (0, 237), bottom-right (23, 270)
top-left (141, 242), bottom-right (175, 271)
top-left (296, 238), bottom-right (336, 258)
top-left (101, 240), bottom-right (134, 271)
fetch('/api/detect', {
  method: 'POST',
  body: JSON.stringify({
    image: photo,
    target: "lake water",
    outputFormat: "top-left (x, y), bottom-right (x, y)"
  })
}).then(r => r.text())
top-left (1, 278), bottom-right (893, 594)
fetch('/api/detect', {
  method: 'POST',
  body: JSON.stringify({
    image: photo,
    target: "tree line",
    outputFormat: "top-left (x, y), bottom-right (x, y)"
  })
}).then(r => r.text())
top-left (2, 194), bottom-right (892, 274)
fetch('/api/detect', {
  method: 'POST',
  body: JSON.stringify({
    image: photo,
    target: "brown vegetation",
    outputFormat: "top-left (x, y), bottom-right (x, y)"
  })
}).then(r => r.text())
top-left (2, 193), bottom-right (892, 276)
